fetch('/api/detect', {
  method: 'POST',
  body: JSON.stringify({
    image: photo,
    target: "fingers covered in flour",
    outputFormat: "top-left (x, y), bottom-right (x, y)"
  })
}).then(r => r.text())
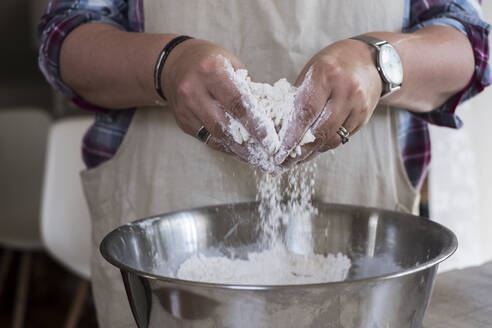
top-left (172, 91), bottom-right (232, 154)
top-left (190, 96), bottom-right (275, 171)
top-left (191, 96), bottom-right (251, 157)
top-left (166, 52), bottom-right (285, 172)
top-left (208, 58), bottom-right (279, 155)
top-left (280, 97), bottom-right (347, 168)
top-left (274, 66), bottom-right (327, 165)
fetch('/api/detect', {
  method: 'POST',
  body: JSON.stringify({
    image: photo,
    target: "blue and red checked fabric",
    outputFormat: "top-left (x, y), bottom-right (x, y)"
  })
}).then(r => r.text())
top-left (38, 0), bottom-right (490, 189)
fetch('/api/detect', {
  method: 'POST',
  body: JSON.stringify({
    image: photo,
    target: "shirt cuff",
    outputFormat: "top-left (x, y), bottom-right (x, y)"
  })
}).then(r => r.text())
top-left (404, 15), bottom-right (491, 128)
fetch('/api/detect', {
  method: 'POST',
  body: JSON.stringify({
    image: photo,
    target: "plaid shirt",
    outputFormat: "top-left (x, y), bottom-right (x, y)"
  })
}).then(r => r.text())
top-left (39, 0), bottom-right (490, 189)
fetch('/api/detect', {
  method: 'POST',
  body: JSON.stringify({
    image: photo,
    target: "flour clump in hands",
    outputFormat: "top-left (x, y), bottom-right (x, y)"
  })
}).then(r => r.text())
top-left (222, 57), bottom-right (316, 172)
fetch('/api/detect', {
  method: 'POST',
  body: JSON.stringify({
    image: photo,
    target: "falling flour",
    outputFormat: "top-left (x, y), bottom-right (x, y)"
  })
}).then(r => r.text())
top-left (176, 58), bottom-right (352, 285)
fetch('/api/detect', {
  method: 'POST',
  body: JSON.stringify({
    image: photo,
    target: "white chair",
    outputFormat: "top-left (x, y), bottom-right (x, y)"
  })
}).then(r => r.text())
top-left (0, 108), bottom-right (51, 328)
top-left (41, 116), bottom-right (93, 328)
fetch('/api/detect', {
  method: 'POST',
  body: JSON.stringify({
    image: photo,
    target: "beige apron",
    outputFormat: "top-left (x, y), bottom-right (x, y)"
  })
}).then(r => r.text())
top-left (81, 0), bottom-right (418, 326)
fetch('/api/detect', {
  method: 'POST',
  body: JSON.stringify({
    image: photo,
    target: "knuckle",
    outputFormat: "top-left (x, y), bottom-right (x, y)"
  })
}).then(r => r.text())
top-left (203, 112), bottom-right (228, 139)
top-left (198, 55), bottom-right (220, 75)
top-left (359, 104), bottom-right (369, 116)
top-left (316, 119), bottom-right (337, 136)
top-left (317, 56), bottom-right (335, 69)
top-left (314, 125), bottom-right (330, 142)
top-left (302, 102), bottom-right (318, 117)
top-left (319, 59), bottom-right (342, 79)
top-left (176, 79), bottom-right (194, 99)
top-left (345, 77), bottom-right (361, 95)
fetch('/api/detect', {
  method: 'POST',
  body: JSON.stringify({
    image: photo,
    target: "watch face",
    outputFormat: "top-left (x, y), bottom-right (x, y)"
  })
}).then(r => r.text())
top-left (379, 44), bottom-right (403, 85)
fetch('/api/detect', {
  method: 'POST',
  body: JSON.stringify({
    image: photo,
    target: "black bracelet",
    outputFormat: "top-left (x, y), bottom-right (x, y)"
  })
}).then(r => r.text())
top-left (154, 35), bottom-right (193, 101)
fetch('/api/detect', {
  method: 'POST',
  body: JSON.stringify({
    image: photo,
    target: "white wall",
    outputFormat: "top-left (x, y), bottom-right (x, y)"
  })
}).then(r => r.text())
top-left (430, 3), bottom-right (492, 271)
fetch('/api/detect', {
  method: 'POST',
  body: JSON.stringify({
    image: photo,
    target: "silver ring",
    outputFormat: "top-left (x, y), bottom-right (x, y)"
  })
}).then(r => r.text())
top-left (196, 126), bottom-right (212, 144)
top-left (337, 126), bottom-right (350, 144)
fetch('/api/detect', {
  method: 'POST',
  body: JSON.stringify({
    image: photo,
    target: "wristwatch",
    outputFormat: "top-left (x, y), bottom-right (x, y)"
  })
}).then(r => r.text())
top-left (350, 35), bottom-right (403, 98)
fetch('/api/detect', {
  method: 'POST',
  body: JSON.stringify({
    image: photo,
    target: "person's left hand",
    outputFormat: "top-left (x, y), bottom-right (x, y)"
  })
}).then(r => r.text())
top-left (274, 38), bottom-right (384, 168)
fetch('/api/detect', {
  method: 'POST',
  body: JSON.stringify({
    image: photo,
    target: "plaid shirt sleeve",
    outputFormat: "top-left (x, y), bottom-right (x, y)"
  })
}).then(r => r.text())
top-left (405, 0), bottom-right (491, 128)
top-left (38, 0), bottom-right (140, 112)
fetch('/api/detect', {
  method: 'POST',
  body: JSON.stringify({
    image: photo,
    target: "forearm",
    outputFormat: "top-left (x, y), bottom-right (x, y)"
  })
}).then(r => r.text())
top-left (61, 23), bottom-right (474, 112)
top-left (368, 26), bottom-right (474, 113)
top-left (60, 23), bottom-right (177, 109)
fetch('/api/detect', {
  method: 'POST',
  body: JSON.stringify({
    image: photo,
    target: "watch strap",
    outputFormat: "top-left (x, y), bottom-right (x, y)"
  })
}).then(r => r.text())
top-left (350, 35), bottom-right (387, 48)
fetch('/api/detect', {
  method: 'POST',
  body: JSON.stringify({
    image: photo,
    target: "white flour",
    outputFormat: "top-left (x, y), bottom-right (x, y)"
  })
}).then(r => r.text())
top-left (222, 58), bottom-right (315, 172)
top-left (176, 59), bottom-right (352, 285)
top-left (177, 244), bottom-right (351, 285)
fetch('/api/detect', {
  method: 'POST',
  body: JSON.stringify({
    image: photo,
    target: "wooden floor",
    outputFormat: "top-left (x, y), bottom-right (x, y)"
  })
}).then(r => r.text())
top-left (425, 261), bottom-right (492, 327)
top-left (0, 249), bottom-right (97, 328)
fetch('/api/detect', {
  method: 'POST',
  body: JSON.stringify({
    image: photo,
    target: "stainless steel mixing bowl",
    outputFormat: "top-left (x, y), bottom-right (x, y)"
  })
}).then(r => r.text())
top-left (100, 202), bottom-right (457, 328)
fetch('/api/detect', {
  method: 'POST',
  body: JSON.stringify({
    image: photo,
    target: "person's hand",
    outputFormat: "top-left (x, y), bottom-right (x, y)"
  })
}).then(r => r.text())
top-left (161, 39), bottom-right (275, 169)
top-left (274, 38), bottom-right (383, 167)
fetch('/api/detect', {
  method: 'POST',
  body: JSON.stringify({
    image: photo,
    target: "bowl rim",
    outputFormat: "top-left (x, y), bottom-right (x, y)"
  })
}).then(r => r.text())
top-left (100, 202), bottom-right (458, 290)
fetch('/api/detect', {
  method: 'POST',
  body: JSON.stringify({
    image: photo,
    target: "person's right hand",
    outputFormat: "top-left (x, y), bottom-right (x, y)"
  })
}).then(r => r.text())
top-left (161, 38), bottom-right (276, 170)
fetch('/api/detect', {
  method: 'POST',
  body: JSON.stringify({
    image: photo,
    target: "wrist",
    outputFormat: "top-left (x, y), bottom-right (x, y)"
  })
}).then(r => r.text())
top-left (351, 33), bottom-right (407, 100)
top-left (154, 35), bottom-right (194, 102)
top-left (343, 38), bottom-right (384, 97)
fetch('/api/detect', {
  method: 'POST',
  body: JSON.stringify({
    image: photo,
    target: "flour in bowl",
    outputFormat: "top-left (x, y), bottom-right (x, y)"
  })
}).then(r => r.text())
top-left (177, 244), bottom-right (351, 285)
